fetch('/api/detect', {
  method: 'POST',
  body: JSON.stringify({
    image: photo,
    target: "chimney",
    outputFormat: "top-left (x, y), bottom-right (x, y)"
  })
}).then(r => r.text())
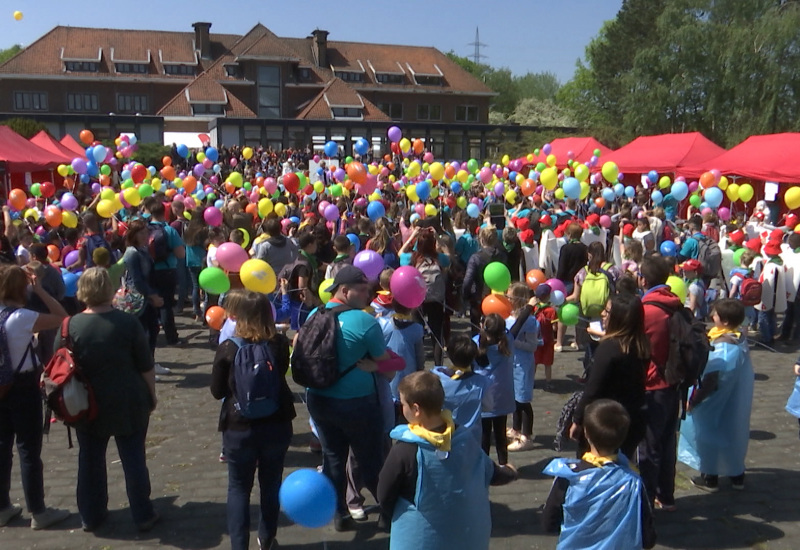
top-left (311, 29), bottom-right (329, 68)
top-left (193, 22), bottom-right (212, 60)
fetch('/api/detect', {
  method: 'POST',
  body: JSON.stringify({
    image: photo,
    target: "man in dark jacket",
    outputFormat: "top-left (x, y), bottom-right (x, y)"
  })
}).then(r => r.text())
top-left (463, 226), bottom-right (507, 335)
top-left (253, 217), bottom-right (298, 277)
top-left (637, 256), bottom-right (683, 511)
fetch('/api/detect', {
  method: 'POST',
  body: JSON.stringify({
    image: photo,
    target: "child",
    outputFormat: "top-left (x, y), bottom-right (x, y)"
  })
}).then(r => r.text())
top-left (371, 267), bottom-right (394, 319)
top-left (432, 334), bottom-right (490, 442)
top-left (543, 399), bottom-right (656, 549)
top-left (679, 299), bottom-right (754, 491)
top-left (325, 234), bottom-right (354, 280)
top-left (378, 300), bottom-right (425, 407)
top-left (505, 283), bottom-right (540, 451)
top-left (474, 313), bottom-right (515, 467)
top-left (377, 371), bottom-right (517, 550)
top-left (681, 259), bottom-right (707, 320)
top-left (757, 238), bottom-right (789, 345)
top-left (533, 284), bottom-right (557, 391)
top-left (785, 355), bottom-right (800, 439)
top-left (729, 249), bottom-right (757, 328)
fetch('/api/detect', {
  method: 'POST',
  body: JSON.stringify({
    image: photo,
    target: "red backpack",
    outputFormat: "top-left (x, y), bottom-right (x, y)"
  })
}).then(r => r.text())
top-left (737, 274), bottom-right (763, 306)
top-left (41, 318), bottom-right (98, 425)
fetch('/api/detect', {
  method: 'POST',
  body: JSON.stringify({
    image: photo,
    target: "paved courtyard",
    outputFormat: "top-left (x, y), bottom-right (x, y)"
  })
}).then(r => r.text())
top-left (3, 313), bottom-right (800, 549)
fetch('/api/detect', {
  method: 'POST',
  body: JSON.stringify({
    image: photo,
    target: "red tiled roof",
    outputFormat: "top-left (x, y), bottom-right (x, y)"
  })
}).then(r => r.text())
top-left (158, 74), bottom-right (255, 118)
top-left (185, 73), bottom-right (228, 103)
top-left (296, 79), bottom-right (389, 121)
top-left (235, 27), bottom-right (300, 61)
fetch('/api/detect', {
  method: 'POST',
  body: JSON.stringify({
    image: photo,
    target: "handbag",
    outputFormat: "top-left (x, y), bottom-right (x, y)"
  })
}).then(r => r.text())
top-left (113, 278), bottom-right (145, 316)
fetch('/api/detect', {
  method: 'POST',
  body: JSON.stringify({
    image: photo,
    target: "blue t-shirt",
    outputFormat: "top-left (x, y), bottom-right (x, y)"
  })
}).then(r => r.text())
top-left (456, 234), bottom-right (480, 265)
top-left (399, 252), bottom-right (451, 269)
top-left (679, 232), bottom-right (704, 260)
top-left (307, 302), bottom-right (387, 399)
top-left (151, 221), bottom-right (184, 271)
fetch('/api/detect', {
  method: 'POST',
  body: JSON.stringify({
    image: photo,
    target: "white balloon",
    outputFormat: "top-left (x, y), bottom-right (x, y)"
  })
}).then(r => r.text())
top-left (551, 290), bottom-right (565, 306)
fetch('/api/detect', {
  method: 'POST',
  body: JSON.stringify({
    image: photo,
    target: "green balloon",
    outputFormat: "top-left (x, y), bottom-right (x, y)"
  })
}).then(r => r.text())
top-left (122, 178), bottom-right (135, 189)
top-left (331, 184), bottom-right (343, 197)
top-left (733, 247), bottom-right (745, 267)
top-left (689, 194), bottom-right (702, 208)
top-left (138, 184), bottom-right (154, 198)
top-left (593, 148), bottom-right (601, 157)
top-left (467, 159), bottom-right (479, 173)
top-left (298, 172), bottom-right (308, 187)
top-left (345, 156), bottom-right (354, 165)
top-left (207, 192), bottom-right (217, 201)
top-left (534, 148), bottom-right (540, 156)
top-left (243, 182), bottom-right (252, 191)
top-left (30, 183), bottom-right (41, 197)
top-left (558, 303), bottom-right (580, 326)
top-left (100, 164), bottom-right (112, 176)
top-left (484, 262), bottom-right (511, 293)
top-left (535, 162), bottom-right (546, 173)
top-left (198, 266), bottom-right (230, 295)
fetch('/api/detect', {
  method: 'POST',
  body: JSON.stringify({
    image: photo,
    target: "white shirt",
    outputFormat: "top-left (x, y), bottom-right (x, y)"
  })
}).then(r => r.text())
top-left (15, 245), bottom-right (30, 265)
top-left (1, 306), bottom-right (39, 373)
top-left (206, 245), bottom-right (219, 268)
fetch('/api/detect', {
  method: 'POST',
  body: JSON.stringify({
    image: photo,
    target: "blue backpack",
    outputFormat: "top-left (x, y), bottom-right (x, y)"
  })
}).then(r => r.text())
top-left (229, 337), bottom-right (282, 419)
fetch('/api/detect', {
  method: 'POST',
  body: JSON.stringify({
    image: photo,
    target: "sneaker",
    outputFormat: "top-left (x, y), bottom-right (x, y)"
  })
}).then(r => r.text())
top-left (309, 437), bottom-right (322, 454)
top-left (137, 512), bottom-right (160, 532)
top-left (508, 437), bottom-right (535, 452)
top-left (348, 506), bottom-right (367, 521)
top-left (31, 507), bottom-right (70, 530)
top-left (258, 536), bottom-right (276, 549)
top-left (569, 342), bottom-right (579, 350)
top-left (0, 504), bottom-right (22, 527)
top-left (154, 363), bottom-right (172, 375)
top-left (654, 498), bottom-right (677, 512)
top-left (554, 344), bottom-right (563, 353)
top-left (334, 514), bottom-right (355, 532)
top-left (730, 474), bottom-right (745, 490)
top-left (506, 428), bottom-right (521, 440)
top-left (691, 475), bottom-right (719, 492)
top-left (219, 452), bottom-right (227, 463)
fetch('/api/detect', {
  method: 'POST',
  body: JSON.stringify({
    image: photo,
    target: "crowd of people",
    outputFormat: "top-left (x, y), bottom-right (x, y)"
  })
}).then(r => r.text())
top-left (1, 138), bottom-right (798, 549)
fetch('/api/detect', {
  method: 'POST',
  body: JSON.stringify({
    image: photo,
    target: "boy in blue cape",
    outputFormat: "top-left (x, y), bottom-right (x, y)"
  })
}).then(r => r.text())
top-left (543, 399), bottom-right (656, 550)
top-left (377, 371), bottom-right (517, 550)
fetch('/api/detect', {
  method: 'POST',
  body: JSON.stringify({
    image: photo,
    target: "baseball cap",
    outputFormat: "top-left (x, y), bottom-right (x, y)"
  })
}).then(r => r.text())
top-left (623, 223), bottom-right (635, 238)
top-left (519, 229), bottom-right (534, 245)
top-left (586, 213), bottom-right (600, 227)
top-left (324, 265), bottom-right (369, 293)
top-left (770, 228), bottom-right (785, 241)
top-left (534, 283), bottom-right (552, 299)
top-left (680, 259), bottom-right (703, 273)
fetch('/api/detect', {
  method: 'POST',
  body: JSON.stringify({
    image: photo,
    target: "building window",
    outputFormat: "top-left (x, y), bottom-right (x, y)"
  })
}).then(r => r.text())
top-left (13, 92), bottom-right (48, 112)
top-left (257, 65), bottom-right (281, 118)
top-left (335, 71), bottom-right (364, 83)
top-left (417, 104), bottom-right (442, 121)
top-left (64, 61), bottom-right (98, 72)
top-left (67, 93), bottom-right (99, 112)
top-left (115, 63), bottom-right (148, 74)
top-left (298, 67), bottom-right (312, 81)
top-left (377, 102), bottom-right (403, 119)
top-left (116, 94), bottom-right (149, 114)
top-left (192, 103), bottom-right (225, 115)
top-left (164, 64), bottom-right (196, 76)
top-left (224, 64), bottom-right (239, 78)
top-left (376, 73), bottom-right (405, 85)
top-left (331, 107), bottom-right (362, 118)
top-left (455, 105), bottom-right (478, 122)
top-left (415, 75), bottom-right (442, 86)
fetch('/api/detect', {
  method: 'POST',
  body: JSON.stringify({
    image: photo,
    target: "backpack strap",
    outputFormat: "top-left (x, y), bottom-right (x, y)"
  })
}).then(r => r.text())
top-left (646, 300), bottom-right (677, 318)
top-left (325, 305), bottom-right (360, 379)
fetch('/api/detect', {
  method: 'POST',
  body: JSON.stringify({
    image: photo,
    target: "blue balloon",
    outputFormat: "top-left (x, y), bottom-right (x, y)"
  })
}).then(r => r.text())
top-left (651, 190), bottom-right (663, 205)
top-left (660, 241), bottom-right (677, 257)
top-left (289, 216), bottom-right (300, 224)
top-left (92, 146), bottom-right (106, 163)
top-left (647, 170), bottom-right (659, 185)
top-left (323, 141), bottom-right (338, 157)
top-left (214, 199), bottom-right (225, 209)
top-left (508, 171), bottom-right (518, 182)
top-left (121, 169), bottom-right (132, 180)
top-left (205, 147), bottom-right (219, 162)
top-left (416, 181), bottom-right (430, 201)
top-left (450, 181), bottom-right (462, 194)
top-left (346, 233), bottom-right (360, 252)
top-left (671, 181), bottom-right (689, 201)
top-left (354, 138), bottom-right (369, 156)
top-left (62, 270), bottom-right (80, 298)
top-left (466, 203), bottom-right (480, 218)
top-left (704, 187), bottom-right (723, 208)
top-left (176, 144), bottom-right (189, 158)
top-left (602, 187), bottom-right (616, 203)
top-left (279, 469), bottom-right (336, 528)
top-left (563, 177), bottom-right (581, 200)
top-left (625, 186), bottom-right (636, 199)
top-left (410, 213), bottom-right (421, 224)
top-left (367, 201), bottom-right (385, 222)
top-left (614, 183), bottom-right (625, 197)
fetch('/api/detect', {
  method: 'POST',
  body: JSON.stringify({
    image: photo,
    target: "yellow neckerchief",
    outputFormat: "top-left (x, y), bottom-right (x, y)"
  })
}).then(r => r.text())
top-left (582, 451), bottom-right (618, 468)
top-left (450, 366), bottom-right (473, 380)
top-left (376, 290), bottom-right (391, 296)
top-left (708, 326), bottom-right (741, 342)
top-left (392, 313), bottom-right (415, 322)
top-left (409, 410), bottom-right (454, 452)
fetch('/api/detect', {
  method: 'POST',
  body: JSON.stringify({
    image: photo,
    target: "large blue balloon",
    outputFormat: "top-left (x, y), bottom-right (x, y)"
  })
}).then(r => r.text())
top-left (563, 177), bottom-right (581, 200)
top-left (602, 187), bottom-right (616, 203)
top-left (62, 270), bottom-right (80, 298)
top-left (647, 170), bottom-right (659, 185)
top-left (651, 190), bottom-right (663, 205)
top-left (660, 240), bottom-right (677, 257)
top-left (671, 181), bottom-right (689, 201)
top-left (614, 183), bottom-right (625, 197)
top-left (354, 138), bottom-right (369, 156)
top-left (176, 144), bottom-right (189, 158)
top-left (416, 181), bottom-right (431, 201)
top-left (323, 141), bottom-right (338, 157)
top-left (367, 201), bottom-right (385, 222)
top-left (346, 233), bottom-right (361, 253)
top-left (704, 187), bottom-right (723, 208)
top-left (205, 147), bottom-right (219, 162)
top-left (279, 469), bottom-right (336, 528)
top-left (466, 203), bottom-right (480, 218)
top-left (625, 186), bottom-right (636, 199)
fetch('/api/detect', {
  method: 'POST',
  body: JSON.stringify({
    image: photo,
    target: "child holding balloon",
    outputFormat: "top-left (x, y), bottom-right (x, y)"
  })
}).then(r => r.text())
top-left (505, 283), bottom-right (540, 451)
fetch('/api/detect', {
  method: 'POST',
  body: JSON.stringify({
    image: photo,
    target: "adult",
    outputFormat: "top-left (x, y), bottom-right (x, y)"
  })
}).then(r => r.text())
top-left (75, 213), bottom-right (111, 270)
top-left (146, 200), bottom-right (185, 346)
top-left (64, 268), bottom-right (158, 532)
top-left (0, 264), bottom-right (70, 529)
top-left (638, 256), bottom-right (684, 511)
top-left (555, 222), bottom-right (588, 351)
top-left (676, 215), bottom-right (705, 262)
top-left (170, 200), bottom-right (191, 315)
top-left (211, 290), bottom-right (295, 550)
top-left (463, 227), bottom-right (508, 335)
top-left (280, 231), bottom-right (321, 330)
top-left (302, 266), bottom-right (391, 531)
top-left (569, 294), bottom-right (649, 459)
top-left (26, 244), bottom-right (66, 365)
top-left (253, 217), bottom-right (299, 278)
top-left (122, 221), bottom-right (164, 360)
top-left (182, 210), bottom-right (209, 322)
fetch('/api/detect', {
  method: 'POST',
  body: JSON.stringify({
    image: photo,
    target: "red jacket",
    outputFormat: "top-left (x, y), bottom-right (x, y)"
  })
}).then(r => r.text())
top-left (641, 286), bottom-right (683, 391)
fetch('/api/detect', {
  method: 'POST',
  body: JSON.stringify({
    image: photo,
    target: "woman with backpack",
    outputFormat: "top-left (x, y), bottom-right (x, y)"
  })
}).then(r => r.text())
top-left (210, 289), bottom-right (295, 550)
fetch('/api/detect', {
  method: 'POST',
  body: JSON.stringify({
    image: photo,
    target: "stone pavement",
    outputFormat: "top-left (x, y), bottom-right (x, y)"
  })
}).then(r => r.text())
top-left (4, 313), bottom-right (800, 550)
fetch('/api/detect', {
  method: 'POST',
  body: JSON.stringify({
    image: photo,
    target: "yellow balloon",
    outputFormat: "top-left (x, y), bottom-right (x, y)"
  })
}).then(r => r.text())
top-left (526, 153), bottom-right (534, 162)
top-left (406, 186), bottom-right (419, 202)
top-left (227, 172), bottom-right (243, 187)
top-left (96, 199), bottom-right (114, 218)
top-left (238, 228), bottom-right (251, 248)
top-left (456, 196), bottom-right (467, 209)
top-left (726, 183), bottom-right (739, 202)
top-left (242, 147), bottom-right (254, 160)
top-left (319, 278), bottom-right (334, 304)
top-left (574, 164), bottom-right (589, 182)
top-left (399, 138), bottom-right (411, 153)
top-left (406, 161), bottom-right (421, 178)
top-left (62, 210), bottom-right (78, 228)
top-left (666, 275), bottom-right (687, 303)
top-left (151, 177), bottom-right (162, 191)
top-left (738, 183), bottom-right (755, 203)
top-left (100, 188), bottom-right (115, 201)
top-left (505, 190), bottom-right (517, 203)
top-left (785, 187), bottom-right (800, 210)
top-left (368, 164), bottom-right (379, 176)
top-left (457, 170), bottom-right (469, 184)
top-left (546, 154), bottom-right (557, 168)
top-left (718, 176), bottom-right (728, 191)
top-left (239, 259), bottom-right (276, 294)
top-left (601, 162), bottom-right (619, 183)
top-left (313, 181), bottom-right (324, 194)
top-left (501, 154), bottom-right (510, 167)
top-left (274, 202), bottom-right (287, 217)
top-left (430, 186), bottom-right (439, 199)
top-left (429, 162), bottom-right (445, 181)
top-left (554, 188), bottom-right (565, 200)
top-left (424, 204), bottom-right (437, 217)
top-left (515, 173), bottom-right (524, 185)
top-left (13, 11), bottom-right (23, 21)
top-left (196, 152), bottom-right (206, 163)
top-left (258, 198), bottom-right (273, 217)
top-left (541, 167), bottom-right (558, 190)
top-left (580, 181), bottom-right (590, 200)
top-left (57, 164), bottom-right (69, 177)
top-left (658, 176), bottom-right (671, 189)
top-left (123, 187), bottom-right (141, 207)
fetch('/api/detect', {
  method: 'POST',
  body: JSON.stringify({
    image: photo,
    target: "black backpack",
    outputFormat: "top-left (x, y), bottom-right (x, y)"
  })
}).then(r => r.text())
top-left (148, 223), bottom-right (171, 263)
top-left (291, 305), bottom-right (358, 389)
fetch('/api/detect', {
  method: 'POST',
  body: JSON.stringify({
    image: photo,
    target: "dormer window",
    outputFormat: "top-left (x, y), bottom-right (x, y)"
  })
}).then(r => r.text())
top-left (192, 103), bottom-right (225, 115)
top-left (298, 67), bottom-right (312, 81)
top-left (376, 73), bottom-right (404, 85)
top-left (116, 63), bottom-right (148, 74)
top-left (65, 61), bottom-right (98, 72)
top-left (415, 75), bottom-right (442, 86)
top-left (331, 107), bottom-right (362, 119)
top-left (335, 71), bottom-right (364, 83)
top-left (225, 64), bottom-right (240, 78)
top-left (164, 64), bottom-right (196, 76)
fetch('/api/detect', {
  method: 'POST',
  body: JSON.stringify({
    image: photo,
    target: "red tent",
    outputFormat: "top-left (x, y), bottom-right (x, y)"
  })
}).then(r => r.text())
top-left (29, 131), bottom-right (74, 164)
top-left (603, 132), bottom-right (726, 176)
top-left (0, 126), bottom-right (65, 172)
top-left (59, 134), bottom-right (87, 158)
top-left (517, 137), bottom-right (614, 170)
top-left (681, 133), bottom-right (800, 184)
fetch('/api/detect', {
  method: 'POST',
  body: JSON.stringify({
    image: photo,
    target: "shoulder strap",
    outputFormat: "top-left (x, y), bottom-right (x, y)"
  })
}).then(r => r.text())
top-left (646, 301), bottom-right (676, 318)
top-left (59, 317), bottom-right (72, 349)
top-left (229, 336), bottom-right (245, 349)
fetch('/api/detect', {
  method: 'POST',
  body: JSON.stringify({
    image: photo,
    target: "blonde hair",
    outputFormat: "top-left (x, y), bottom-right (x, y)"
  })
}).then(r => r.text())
top-left (478, 226), bottom-right (498, 248)
top-left (507, 282), bottom-right (531, 315)
top-left (77, 267), bottom-right (115, 307)
top-left (233, 290), bottom-right (276, 341)
top-left (0, 265), bottom-right (29, 304)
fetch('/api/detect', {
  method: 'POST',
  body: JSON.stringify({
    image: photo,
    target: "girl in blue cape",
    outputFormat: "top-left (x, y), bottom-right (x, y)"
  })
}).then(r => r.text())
top-left (784, 355), bottom-right (800, 438)
top-left (679, 298), bottom-right (754, 491)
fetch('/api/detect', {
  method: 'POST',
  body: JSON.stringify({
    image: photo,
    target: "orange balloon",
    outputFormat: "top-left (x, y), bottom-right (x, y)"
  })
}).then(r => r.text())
top-left (44, 206), bottom-right (62, 228)
top-left (183, 175), bottom-right (197, 194)
top-left (445, 165), bottom-right (457, 180)
top-left (165, 189), bottom-right (177, 199)
top-left (245, 203), bottom-right (258, 216)
top-left (699, 171), bottom-right (716, 189)
top-left (525, 269), bottom-right (546, 291)
top-left (595, 197), bottom-right (606, 208)
top-left (520, 179), bottom-right (536, 197)
top-left (343, 179), bottom-right (354, 190)
top-left (387, 162), bottom-right (395, 171)
top-left (205, 305), bottom-right (226, 330)
top-left (255, 176), bottom-right (265, 188)
top-left (9, 189), bottom-right (26, 211)
top-left (162, 156), bottom-right (173, 167)
top-left (481, 294), bottom-right (513, 319)
top-left (63, 177), bottom-right (75, 191)
top-left (99, 175), bottom-right (111, 187)
top-left (161, 165), bottom-right (176, 181)
top-left (47, 244), bottom-right (60, 262)
top-left (225, 181), bottom-right (236, 194)
top-left (346, 162), bottom-right (367, 184)
top-left (79, 129), bottom-right (94, 145)
top-left (413, 139), bottom-right (424, 154)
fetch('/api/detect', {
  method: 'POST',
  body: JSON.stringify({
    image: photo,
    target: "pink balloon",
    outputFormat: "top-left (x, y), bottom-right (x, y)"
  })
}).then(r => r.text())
top-left (701, 207), bottom-right (713, 217)
top-left (423, 152), bottom-right (434, 164)
top-left (318, 200), bottom-right (331, 216)
top-left (390, 266), bottom-right (426, 309)
top-left (313, 155), bottom-right (320, 162)
top-left (264, 177), bottom-right (277, 194)
top-left (688, 181), bottom-right (699, 193)
top-left (230, 158), bottom-right (238, 167)
top-left (281, 218), bottom-right (292, 233)
top-left (415, 204), bottom-right (425, 217)
top-left (183, 197), bottom-right (196, 210)
top-left (204, 207), bottom-right (223, 227)
top-left (718, 207), bottom-right (731, 221)
top-left (545, 278), bottom-right (567, 295)
top-left (600, 215), bottom-right (612, 228)
top-left (353, 250), bottom-right (384, 281)
top-left (216, 242), bottom-right (248, 272)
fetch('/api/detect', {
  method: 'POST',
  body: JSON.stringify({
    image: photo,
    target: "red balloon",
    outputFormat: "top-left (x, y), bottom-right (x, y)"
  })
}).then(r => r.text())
top-left (283, 173), bottom-right (300, 194)
top-left (131, 164), bottom-right (148, 184)
top-left (40, 181), bottom-right (55, 198)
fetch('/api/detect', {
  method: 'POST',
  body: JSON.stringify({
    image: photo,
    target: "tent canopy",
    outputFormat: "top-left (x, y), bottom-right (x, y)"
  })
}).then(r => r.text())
top-left (59, 134), bottom-right (87, 158)
top-left (603, 132), bottom-right (725, 175)
top-left (29, 131), bottom-right (74, 164)
top-left (0, 126), bottom-right (65, 173)
top-left (517, 137), bottom-right (614, 170)
top-left (681, 133), bottom-right (800, 184)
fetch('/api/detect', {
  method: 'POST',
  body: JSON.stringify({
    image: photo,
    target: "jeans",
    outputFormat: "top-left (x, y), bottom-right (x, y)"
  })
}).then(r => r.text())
top-left (152, 268), bottom-right (179, 343)
top-left (188, 266), bottom-right (203, 317)
top-left (0, 373), bottom-right (45, 514)
top-left (289, 299), bottom-right (311, 331)
top-left (306, 392), bottom-right (385, 515)
top-left (638, 387), bottom-right (679, 506)
top-left (176, 261), bottom-right (190, 311)
top-left (76, 426), bottom-right (154, 527)
top-left (419, 301), bottom-right (446, 366)
top-left (224, 422), bottom-right (292, 550)
top-left (759, 309), bottom-right (776, 344)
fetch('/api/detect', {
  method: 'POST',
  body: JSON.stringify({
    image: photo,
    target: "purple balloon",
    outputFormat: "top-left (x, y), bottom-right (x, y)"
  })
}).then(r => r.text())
top-left (71, 158), bottom-right (88, 175)
top-left (90, 183), bottom-right (101, 195)
top-left (545, 278), bottom-right (567, 295)
top-left (494, 182), bottom-right (505, 196)
top-left (333, 168), bottom-right (346, 182)
top-left (324, 204), bottom-right (339, 222)
top-left (387, 126), bottom-right (402, 143)
top-left (542, 143), bottom-right (552, 155)
top-left (64, 250), bottom-right (80, 268)
top-left (353, 250), bottom-right (384, 281)
top-left (193, 164), bottom-right (206, 178)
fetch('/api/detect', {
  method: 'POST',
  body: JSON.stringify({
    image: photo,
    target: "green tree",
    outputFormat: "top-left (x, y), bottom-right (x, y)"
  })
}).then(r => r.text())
top-left (509, 98), bottom-right (575, 127)
top-left (132, 142), bottom-right (171, 169)
top-left (0, 45), bottom-right (22, 65)
top-left (0, 117), bottom-right (48, 138)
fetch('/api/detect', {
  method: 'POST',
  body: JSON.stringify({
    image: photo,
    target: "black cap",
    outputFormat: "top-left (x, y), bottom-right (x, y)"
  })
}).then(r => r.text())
top-left (325, 265), bottom-right (369, 293)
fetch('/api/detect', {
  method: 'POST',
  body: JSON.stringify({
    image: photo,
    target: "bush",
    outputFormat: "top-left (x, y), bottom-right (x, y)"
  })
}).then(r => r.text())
top-left (0, 117), bottom-right (48, 139)
top-left (132, 142), bottom-right (171, 169)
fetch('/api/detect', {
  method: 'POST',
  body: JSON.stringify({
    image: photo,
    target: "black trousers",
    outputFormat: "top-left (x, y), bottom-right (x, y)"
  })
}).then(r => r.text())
top-left (481, 416), bottom-right (508, 465)
top-left (638, 387), bottom-right (679, 506)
